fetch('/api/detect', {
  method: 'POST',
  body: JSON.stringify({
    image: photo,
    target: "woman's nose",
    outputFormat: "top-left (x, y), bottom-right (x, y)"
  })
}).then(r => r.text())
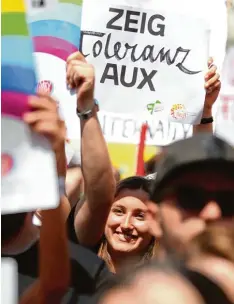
top-left (120, 214), bottom-right (133, 230)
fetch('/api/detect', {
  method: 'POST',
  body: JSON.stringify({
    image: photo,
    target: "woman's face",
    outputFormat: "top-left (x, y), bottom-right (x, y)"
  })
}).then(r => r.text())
top-left (105, 188), bottom-right (152, 256)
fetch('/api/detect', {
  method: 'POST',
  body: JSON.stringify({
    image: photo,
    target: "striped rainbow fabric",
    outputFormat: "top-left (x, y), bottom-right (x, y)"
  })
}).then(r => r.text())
top-left (1, 0), bottom-right (37, 118)
top-left (29, 0), bottom-right (83, 61)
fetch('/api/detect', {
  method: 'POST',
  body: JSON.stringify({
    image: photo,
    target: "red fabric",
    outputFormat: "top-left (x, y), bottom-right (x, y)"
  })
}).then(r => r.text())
top-left (136, 123), bottom-right (148, 176)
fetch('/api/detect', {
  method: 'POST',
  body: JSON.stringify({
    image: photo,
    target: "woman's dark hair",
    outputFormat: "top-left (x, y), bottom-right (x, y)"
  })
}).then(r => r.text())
top-left (1, 213), bottom-right (27, 245)
top-left (115, 176), bottom-right (153, 197)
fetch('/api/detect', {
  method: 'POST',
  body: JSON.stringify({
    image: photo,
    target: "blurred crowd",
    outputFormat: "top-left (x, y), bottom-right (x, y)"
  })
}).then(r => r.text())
top-left (1, 1), bottom-right (234, 304)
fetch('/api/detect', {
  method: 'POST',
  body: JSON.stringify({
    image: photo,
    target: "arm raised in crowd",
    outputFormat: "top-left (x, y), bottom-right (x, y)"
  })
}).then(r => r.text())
top-left (20, 94), bottom-right (70, 303)
top-left (66, 52), bottom-right (116, 247)
top-left (193, 58), bottom-right (221, 134)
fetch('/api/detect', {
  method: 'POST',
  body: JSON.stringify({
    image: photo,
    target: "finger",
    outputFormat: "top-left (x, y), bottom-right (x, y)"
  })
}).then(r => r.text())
top-left (32, 122), bottom-right (66, 142)
top-left (205, 65), bottom-right (217, 80)
top-left (214, 80), bottom-right (221, 88)
top-left (67, 62), bottom-right (88, 89)
top-left (207, 57), bottom-right (214, 67)
top-left (29, 121), bottom-right (60, 137)
top-left (66, 60), bottom-right (78, 76)
top-left (28, 96), bottom-right (57, 112)
top-left (66, 60), bottom-right (82, 86)
top-left (206, 80), bottom-right (221, 94)
top-left (23, 111), bottom-right (59, 125)
top-left (67, 51), bottom-right (86, 64)
top-left (37, 91), bottom-right (56, 103)
top-left (205, 73), bottom-right (220, 89)
top-left (66, 67), bottom-right (77, 88)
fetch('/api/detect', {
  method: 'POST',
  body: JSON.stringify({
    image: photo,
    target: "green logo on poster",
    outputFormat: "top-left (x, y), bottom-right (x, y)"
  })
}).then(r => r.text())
top-left (147, 100), bottom-right (164, 114)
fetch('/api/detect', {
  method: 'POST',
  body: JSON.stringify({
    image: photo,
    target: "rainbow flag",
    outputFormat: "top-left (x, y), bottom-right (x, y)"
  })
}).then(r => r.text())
top-left (29, 0), bottom-right (82, 61)
top-left (1, 0), bottom-right (37, 118)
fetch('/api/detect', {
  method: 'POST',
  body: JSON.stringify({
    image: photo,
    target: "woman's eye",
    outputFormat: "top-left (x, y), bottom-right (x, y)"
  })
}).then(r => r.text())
top-left (136, 213), bottom-right (145, 220)
top-left (113, 209), bottom-right (123, 215)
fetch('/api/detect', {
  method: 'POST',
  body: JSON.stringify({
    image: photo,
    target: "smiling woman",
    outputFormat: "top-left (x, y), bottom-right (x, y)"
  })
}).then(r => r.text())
top-left (79, 176), bottom-right (160, 273)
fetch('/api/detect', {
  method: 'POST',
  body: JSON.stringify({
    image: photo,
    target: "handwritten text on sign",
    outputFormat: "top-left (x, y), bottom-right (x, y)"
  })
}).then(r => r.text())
top-left (81, 2), bottom-right (209, 123)
top-left (81, 9), bottom-right (200, 91)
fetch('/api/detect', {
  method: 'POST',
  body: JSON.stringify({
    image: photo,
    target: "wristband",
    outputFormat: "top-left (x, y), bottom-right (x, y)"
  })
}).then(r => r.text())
top-left (200, 117), bottom-right (213, 124)
top-left (76, 100), bottom-right (96, 120)
top-left (58, 176), bottom-right (67, 197)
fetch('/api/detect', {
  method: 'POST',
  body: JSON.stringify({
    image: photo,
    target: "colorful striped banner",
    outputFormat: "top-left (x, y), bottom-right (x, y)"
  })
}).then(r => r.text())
top-left (1, 0), bottom-right (37, 118)
top-left (28, 0), bottom-right (82, 60)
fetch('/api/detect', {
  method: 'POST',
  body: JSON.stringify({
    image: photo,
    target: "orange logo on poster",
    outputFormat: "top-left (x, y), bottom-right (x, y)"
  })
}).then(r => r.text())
top-left (171, 104), bottom-right (187, 120)
top-left (37, 80), bottom-right (53, 94)
top-left (1, 153), bottom-right (14, 177)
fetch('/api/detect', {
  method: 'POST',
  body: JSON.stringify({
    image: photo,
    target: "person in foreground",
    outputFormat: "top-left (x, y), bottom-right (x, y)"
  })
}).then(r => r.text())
top-left (98, 261), bottom-right (205, 304)
top-left (2, 94), bottom-right (70, 303)
top-left (96, 134), bottom-right (234, 304)
top-left (147, 132), bottom-right (234, 260)
top-left (185, 223), bottom-right (234, 303)
top-left (2, 93), bottom-right (113, 304)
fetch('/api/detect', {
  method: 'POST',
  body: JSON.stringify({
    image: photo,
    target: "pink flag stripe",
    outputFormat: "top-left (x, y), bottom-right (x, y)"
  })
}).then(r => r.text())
top-left (33, 36), bottom-right (78, 61)
top-left (1, 91), bottom-right (31, 119)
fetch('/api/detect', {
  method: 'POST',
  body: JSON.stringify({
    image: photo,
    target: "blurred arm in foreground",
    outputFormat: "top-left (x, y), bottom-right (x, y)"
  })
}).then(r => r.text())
top-left (20, 94), bottom-right (70, 303)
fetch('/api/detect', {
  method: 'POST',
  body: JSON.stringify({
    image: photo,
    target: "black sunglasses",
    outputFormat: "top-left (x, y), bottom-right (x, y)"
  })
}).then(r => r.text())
top-left (159, 186), bottom-right (234, 217)
top-left (116, 177), bottom-right (152, 197)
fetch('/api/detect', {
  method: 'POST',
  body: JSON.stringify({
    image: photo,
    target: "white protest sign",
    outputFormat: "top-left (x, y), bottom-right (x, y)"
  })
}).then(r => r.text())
top-left (1, 118), bottom-right (59, 214)
top-left (1, 258), bottom-right (18, 304)
top-left (27, 0), bottom-right (82, 139)
top-left (221, 46), bottom-right (234, 87)
top-left (98, 111), bottom-right (192, 146)
top-left (81, 0), bottom-right (209, 124)
top-left (215, 91), bottom-right (234, 146)
top-left (2, 0), bottom-right (59, 214)
top-left (215, 46), bottom-right (234, 147)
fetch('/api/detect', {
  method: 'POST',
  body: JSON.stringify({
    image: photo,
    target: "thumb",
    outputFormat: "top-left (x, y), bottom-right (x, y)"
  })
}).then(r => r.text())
top-left (208, 57), bottom-right (214, 68)
top-left (67, 51), bottom-right (86, 63)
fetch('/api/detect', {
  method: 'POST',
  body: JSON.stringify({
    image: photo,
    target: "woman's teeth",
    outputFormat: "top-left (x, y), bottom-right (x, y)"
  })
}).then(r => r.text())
top-left (116, 232), bottom-right (137, 241)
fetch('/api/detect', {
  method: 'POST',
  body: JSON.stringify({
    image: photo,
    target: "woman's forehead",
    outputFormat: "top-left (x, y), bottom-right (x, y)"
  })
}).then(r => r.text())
top-left (115, 188), bottom-right (149, 199)
top-left (114, 189), bottom-right (149, 208)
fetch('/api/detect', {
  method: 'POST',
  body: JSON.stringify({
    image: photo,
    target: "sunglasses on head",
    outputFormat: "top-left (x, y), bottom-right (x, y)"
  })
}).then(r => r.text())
top-left (159, 186), bottom-right (234, 217)
top-left (116, 177), bottom-right (152, 197)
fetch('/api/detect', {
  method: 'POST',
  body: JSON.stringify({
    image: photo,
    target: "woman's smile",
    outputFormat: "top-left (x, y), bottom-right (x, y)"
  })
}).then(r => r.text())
top-left (114, 231), bottom-right (138, 243)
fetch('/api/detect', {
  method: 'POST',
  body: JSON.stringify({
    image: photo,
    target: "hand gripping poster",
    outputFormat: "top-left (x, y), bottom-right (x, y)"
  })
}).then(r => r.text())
top-left (27, 0), bottom-right (83, 139)
top-left (81, 0), bottom-right (210, 124)
top-left (1, 0), bottom-right (59, 214)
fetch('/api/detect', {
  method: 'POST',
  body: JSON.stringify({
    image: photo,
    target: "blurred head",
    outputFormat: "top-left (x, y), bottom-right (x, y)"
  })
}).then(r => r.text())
top-left (99, 176), bottom-right (161, 272)
top-left (186, 223), bottom-right (234, 302)
top-left (149, 134), bottom-right (234, 254)
top-left (144, 153), bottom-right (162, 175)
top-left (2, 212), bottom-right (40, 255)
top-left (99, 262), bottom-right (204, 304)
